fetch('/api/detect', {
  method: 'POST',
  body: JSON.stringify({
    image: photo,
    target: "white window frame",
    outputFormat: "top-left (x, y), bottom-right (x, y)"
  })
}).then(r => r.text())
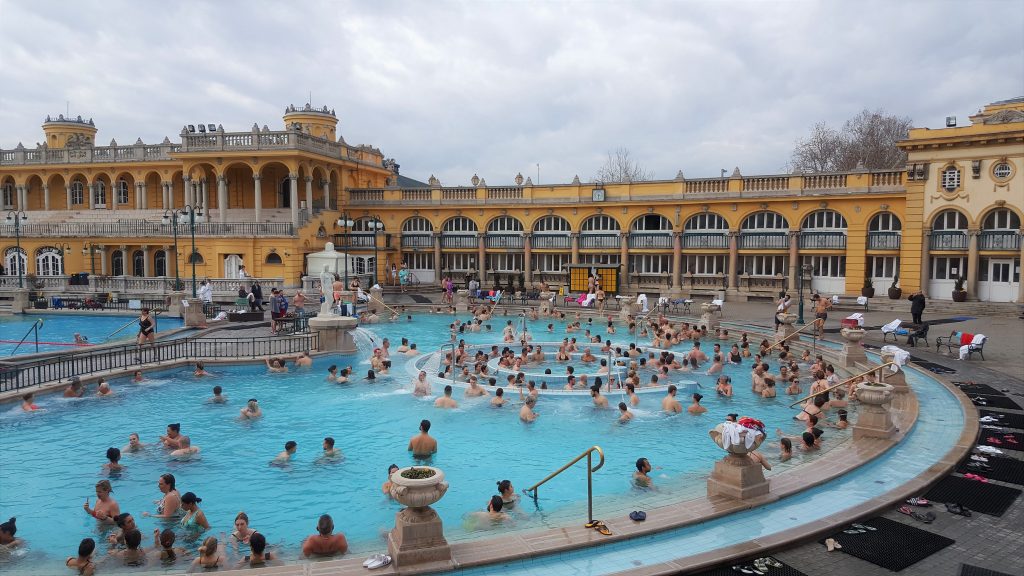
top-left (802, 210), bottom-right (847, 230)
top-left (116, 179), bottom-right (130, 205)
top-left (442, 217), bottom-right (478, 233)
top-left (982, 209), bottom-right (1020, 231)
top-left (486, 216), bottom-right (524, 233)
top-left (685, 213), bottom-right (728, 231)
top-left (629, 254), bottom-right (671, 274)
top-left (930, 256), bottom-right (966, 280)
top-left (741, 211), bottom-right (788, 231)
top-left (405, 253), bottom-right (434, 270)
top-left (111, 250), bottom-right (125, 276)
top-left (685, 254), bottom-right (727, 275)
top-left (802, 255), bottom-right (846, 278)
top-left (741, 255), bottom-right (788, 276)
top-left (534, 253), bottom-right (569, 272)
top-left (581, 215), bottom-right (621, 232)
top-left (869, 256), bottom-right (900, 278)
top-left (4, 247), bottom-right (27, 277)
top-left (630, 214), bottom-right (672, 232)
top-left (941, 166), bottom-right (961, 192)
top-left (533, 215), bottom-right (571, 232)
top-left (488, 253), bottom-right (523, 272)
top-left (71, 181), bottom-right (84, 205)
top-left (932, 210), bottom-right (968, 231)
top-left (869, 212), bottom-right (902, 231)
top-left (154, 250), bottom-right (167, 276)
top-left (442, 253), bottom-right (475, 271)
top-left (579, 254), bottom-right (620, 266)
top-left (402, 217), bottom-right (433, 233)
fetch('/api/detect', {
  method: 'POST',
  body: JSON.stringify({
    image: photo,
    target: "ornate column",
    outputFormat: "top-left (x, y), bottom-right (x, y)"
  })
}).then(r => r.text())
top-left (160, 182), bottom-right (168, 208)
top-left (111, 181), bottom-right (118, 211)
top-left (65, 185), bottom-right (72, 209)
top-left (920, 227), bottom-right (931, 295)
top-left (321, 179), bottom-right (331, 210)
top-left (523, 233), bottom-right (533, 285)
top-left (141, 182), bottom-right (148, 209)
top-left (43, 185), bottom-right (50, 211)
top-left (16, 186), bottom-right (26, 210)
top-left (728, 230), bottom-right (739, 290)
top-left (619, 232), bottom-right (629, 278)
top-left (134, 182), bottom-right (142, 208)
top-left (570, 233), bottom-right (580, 264)
top-left (182, 176), bottom-right (192, 207)
top-left (788, 230), bottom-right (799, 292)
top-left (142, 246), bottom-right (151, 277)
top-left (200, 178), bottom-right (209, 210)
top-left (88, 182), bottom-right (95, 209)
top-left (966, 228), bottom-right (979, 300)
top-left (477, 235), bottom-right (487, 286)
top-left (671, 231), bottom-right (683, 294)
top-left (433, 232), bottom-right (442, 285)
top-left (304, 176), bottom-right (313, 214)
top-left (289, 174), bottom-right (299, 226)
top-left (217, 175), bottom-right (228, 222)
top-left (253, 174), bottom-right (263, 222)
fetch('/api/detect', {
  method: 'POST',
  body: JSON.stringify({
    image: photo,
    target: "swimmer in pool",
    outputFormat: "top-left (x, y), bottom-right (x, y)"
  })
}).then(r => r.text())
top-left (159, 423), bottom-right (183, 449)
top-left (20, 393), bottom-right (40, 411)
top-left (294, 351), bottom-right (313, 368)
top-left (265, 358), bottom-right (288, 373)
top-left (408, 420), bottom-right (438, 458)
top-left (320, 437), bottom-right (342, 459)
top-left (194, 362), bottom-right (211, 377)
top-left (209, 386), bottom-right (227, 404)
top-left (132, 370), bottom-right (144, 382)
top-left (123, 432), bottom-right (145, 453)
top-left (142, 473), bottom-right (181, 518)
top-left (83, 479), bottom-right (120, 522)
top-left (633, 457), bottom-right (653, 488)
top-left (412, 371), bottom-right (431, 396)
top-left (662, 385), bottom-right (682, 413)
top-left (618, 402), bottom-right (634, 423)
top-left (626, 383), bottom-right (640, 406)
top-left (96, 380), bottom-right (113, 396)
top-left (64, 379), bottom-right (85, 398)
top-left (169, 436), bottom-right (200, 460)
top-left (465, 376), bottom-right (489, 397)
top-left (519, 395), bottom-right (538, 422)
top-left (103, 447), bottom-right (124, 473)
top-left (687, 393), bottom-right (707, 415)
top-left (490, 387), bottom-right (506, 407)
top-left (301, 514), bottom-right (349, 557)
top-left (382, 464), bottom-right (400, 495)
top-left (239, 398), bottom-right (262, 419)
top-left (434, 385), bottom-right (458, 409)
top-left (590, 385), bottom-right (609, 408)
top-left (270, 441), bottom-right (297, 466)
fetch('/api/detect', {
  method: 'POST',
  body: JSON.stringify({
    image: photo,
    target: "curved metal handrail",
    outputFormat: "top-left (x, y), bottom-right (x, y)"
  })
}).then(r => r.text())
top-left (523, 445), bottom-right (605, 523)
top-left (765, 317), bottom-right (823, 354)
top-left (788, 361), bottom-right (900, 407)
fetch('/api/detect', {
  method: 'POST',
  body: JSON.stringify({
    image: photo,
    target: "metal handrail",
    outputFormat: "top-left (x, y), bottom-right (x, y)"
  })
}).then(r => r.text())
top-left (765, 317), bottom-right (823, 354)
top-left (106, 309), bottom-right (164, 340)
top-left (788, 361), bottom-right (899, 407)
top-left (523, 445), bottom-right (605, 523)
top-left (9, 319), bottom-right (43, 356)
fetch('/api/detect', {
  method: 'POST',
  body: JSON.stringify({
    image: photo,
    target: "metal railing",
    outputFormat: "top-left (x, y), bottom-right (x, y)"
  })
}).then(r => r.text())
top-left (440, 235), bottom-right (478, 249)
top-left (798, 231), bottom-right (847, 250)
top-left (627, 233), bottom-right (673, 249)
top-left (929, 231), bottom-right (968, 250)
top-left (788, 361), bottom-right (899, 407)
top-left (8, 319), bottom-right (43, 356)
top-left (0, 332), bottom-right (319, 392)
top-left (739, 232), bottom-right (789, 249)
top-left (978, 231), bottom-right (1021, 251)
top-left (400, 234), bottom-right (433, 249)
top-left (523, 445), bottom-right (604, 523)
top-left (682, 232), bottom-right (729, 249)
top-left (530, 234), bottom-right (571, 249)
top-left (485, 234), bottom-right (525, 249)
top-left (0, 221), bottom-right (295, 238)
top-left (765, 317), bottom-right (824, 354)
top-left (867, 231), bottom-right (901, 250)
top-left (579, 234), bottom-right (621, 249)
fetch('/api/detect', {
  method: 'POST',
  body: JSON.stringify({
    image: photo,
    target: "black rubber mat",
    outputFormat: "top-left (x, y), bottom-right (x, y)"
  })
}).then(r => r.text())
top-left (407, 294), bottom-right (433, 303)
top-left (980, 410), bottom-right (1024, 430)
top-left (912, 360), bottom-right (957, 374)
top-left (692, 556), bottom-right (809, 576)
top-left (924, 475), bottom-right (1022, 516)
top-left (979, 431), bottom-right (1024, 449)
top-left (821, 516), bottom-right (954, 572)
top-left (960, 563), bottom-right (1017, 576)
top-left (957, 455), bottom-right (1024, 485)
top-left (954, 382), bottom-right (1005, 395)
top-left (971, 395), bottom-right (1022, 410)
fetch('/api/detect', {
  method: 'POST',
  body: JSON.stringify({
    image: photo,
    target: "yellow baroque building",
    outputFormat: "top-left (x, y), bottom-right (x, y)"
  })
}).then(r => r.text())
top-left (1, 99), bottom-right (1021, 304)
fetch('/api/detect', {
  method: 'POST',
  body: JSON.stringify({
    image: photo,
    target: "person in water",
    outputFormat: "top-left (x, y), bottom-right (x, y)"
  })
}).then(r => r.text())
top-left (618, 402), bottom-right (634, 422)
top-left (300, 514), bottom-right (349, 557)
top-left (272, 441), bottom-right (297, 464)
top-left (153, 528), bottom-right (187, 565)
top-left (159, 423), bottom-right (183, 449)
top-left (633, 457), bottom-right (653, 488)
top-left (687, 393), bottom-right (707, 415)
top-left (408, 419), bottom-right (438, 458)
top-left (238, 531), bottom-right (275, 568)
top-left (209, 385), bottom-right (227, 403)
top-left (434, 385), bottom-right (458, 409)
top-left (142, 473), bottom-right (181, 518)
top-left (20, 393), bottom-right (40, 412)
top-left (65, 537), bottom-right (96, 575)
top-left (662, 385), bottom-right (682, 413)
top-left (0, 517), bottom-right (22, 548)
top-left (123, 432), bottom-right (145, 453)
top-left (191, 536), bottom-right (224, 570)
top-left (83, 480), bottom-right (120, 522)
top-left (178, 492), bottom-right (210, 531)
top-left (239, 398), bottom-right (262, 419)
top-left (381, 464), bottom-right (400, 495)
top-left (169, 436), bottom-right (200, 460)
top-left (232, 512), bottom-right (256, 545)
top-left (103, 447), bottom-right (124, 473)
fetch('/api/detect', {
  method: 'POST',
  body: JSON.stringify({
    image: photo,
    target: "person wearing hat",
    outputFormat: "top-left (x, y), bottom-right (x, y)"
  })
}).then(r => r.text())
top-left (179, 492), bottom-right (209, 531)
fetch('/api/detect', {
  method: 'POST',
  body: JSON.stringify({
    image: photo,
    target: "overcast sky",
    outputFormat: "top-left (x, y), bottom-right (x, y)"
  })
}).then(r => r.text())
top-left (1, 0), bottom-right (1022, 185)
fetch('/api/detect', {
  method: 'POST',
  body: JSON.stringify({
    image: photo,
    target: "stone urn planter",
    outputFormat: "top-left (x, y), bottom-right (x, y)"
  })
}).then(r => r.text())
top-left (853, 382), bottom-right (897, 440)
top-left (701, 302), bottom-right (721, 331)
top-left (706, 421), bottom-right (770, 499)
top-left (879, 352), bottom-right (908, 393)
top-left (775, 312), bottom-right (798, 342)
top-left (387, 466), bottom-right (452, 567)
top-left (840, 327), bottom-right (865, 342)
top-left (839, 327), bottom-right (867, 367)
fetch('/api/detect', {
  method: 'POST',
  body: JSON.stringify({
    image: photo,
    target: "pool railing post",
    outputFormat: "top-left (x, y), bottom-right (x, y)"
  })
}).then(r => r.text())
top-left (587, 450), bottom-right (593, 523)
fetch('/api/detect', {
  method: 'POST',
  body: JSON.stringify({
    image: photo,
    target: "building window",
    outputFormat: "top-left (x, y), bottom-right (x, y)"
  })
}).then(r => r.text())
top-left (441, 253), bottom-right (474, 271)
top-left (628, 254), bottom-right (671, 274)
top-left (741, 211), bottom-right (788, 230)
top-left (982, 208), bottom-right (1021, 230)
top-left (869, 212), bottom-right (902, 232)
top-left (265, 252), bottom-right (283, 264)
top-left (132, 250), bottom-right (145, 276)
top-left (488, 253), bottom-right (523, 272)
top-left (578, 254), bottom-right (620, 266)
top-left (533, 215), bottom-right (570, 232)
top-left (442, 216), bottom-right (478, 233)
top-left (487, 216), bottom-right (524, 233)
top-left (117, 180), bottom-right (130, 205)
top-left (71, 181), bottom-right (84, 205)
top-left (581, 215), bottom-right (621, 232)
top-left (992, 161), bottom-right (1013, 181)
top-left (869, 256), bottom-right (900, 278)
top-left (741, 255), bottom-right (787, 276)
top-left (352, 218), bottom-right (385, 232)
top-left (534, 253), bottom-right (569, 272)
top-left (405, 253), bottom-right (434, 270)
top-left (802, 255), bottom-right (846, 278)
top-left (932, 210), bottom-right (968, 231)
top-left (188, 252), bottom-right (204, 265)
top-left (112, 250), bottom-right (125, 276)
top-left (685, 213), bottom-right (728, 231)
top-left (4, 247), bottom-right (27, 277)
top-left (801, 210), bottom-right (847, 230)
top-left (94, 181), bottom-right (107, 206)
top-left (35, 247), bottom-right (65, 276)
top-left (402, 217), bottom-right (433, 233)
top-left (1, 182), bottom-right (13, 208)
top-left (154, 250), bottom-right (167, 276)
top-left (941, 166), bottom-right (961, 192)
top-left (685, 255), bottom-right (727, 275)
top-left (930, 256), bottom-right (966, 280)
top-left (354, 256), bottom-right (375, 276)
top-left (630, 214), bottom-right (672, 231)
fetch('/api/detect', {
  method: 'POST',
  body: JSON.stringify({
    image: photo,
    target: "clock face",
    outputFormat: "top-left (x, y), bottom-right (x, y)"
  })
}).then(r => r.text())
top-left (592, 188), bottom-right (605, 201)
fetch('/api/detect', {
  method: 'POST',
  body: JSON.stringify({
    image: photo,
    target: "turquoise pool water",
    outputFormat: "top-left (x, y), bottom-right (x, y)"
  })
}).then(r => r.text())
top-left (0, 313), bottom-right (848, 573)
top-left (0, 314), bottom-right (184, 356)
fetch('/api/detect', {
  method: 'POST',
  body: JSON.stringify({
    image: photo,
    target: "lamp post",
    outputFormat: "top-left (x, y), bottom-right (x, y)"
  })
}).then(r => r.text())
top-left (369, 215), bottom-right (384, 286)
top-left (336, 213), bottom-right (354, 287)
top-left (81, 243), bottom-right (102, 278)
top-left (5, 210), bottom-right (27, 288)
top-left (162, 204), bottom-right (203, 297)
top-left (798, 263), bottom-right (813, 324)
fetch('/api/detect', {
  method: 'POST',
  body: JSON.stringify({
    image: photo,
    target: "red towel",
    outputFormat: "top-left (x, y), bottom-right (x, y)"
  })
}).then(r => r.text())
top-left (960, 332), bottom-right (974, 346)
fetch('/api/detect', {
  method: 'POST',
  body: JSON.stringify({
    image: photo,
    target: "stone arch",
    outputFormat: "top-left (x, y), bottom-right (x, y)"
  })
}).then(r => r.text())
top-left (46, 173), bottom-right (68, 210)
top-left (629, 213), bottom-right (673, 232)
top-left (978, 204), bottom-right (1023, 230)
top-left (486, 215), bottom-right (524, 232)
top-left (24, 174), bottom-right (45, 211)
top-left (111, 170), bottom-right (136, 208)
top-left (683, 211), bottom-right (731, 231)
top-left (258, 161), bottom-right (293, 210)
top-left (222, 161), bottom-right (256, 210)
top-left (143, 170), bottom-right (163, 209)
top-left (930, 208), bottom-right (969, 231)
top-left (740, 210), bottom-right (789, 230)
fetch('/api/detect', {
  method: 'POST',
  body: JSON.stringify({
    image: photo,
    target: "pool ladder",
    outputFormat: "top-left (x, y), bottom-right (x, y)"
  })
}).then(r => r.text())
top-left (9, 318), bottom-right (43, 356)
top-left (523, 445), bottom-right (604, 524)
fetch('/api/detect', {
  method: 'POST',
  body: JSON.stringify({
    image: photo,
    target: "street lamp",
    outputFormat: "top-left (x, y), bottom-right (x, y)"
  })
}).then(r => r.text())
top-left (336, 213), bottom-right (354, 287)
top-left (82, 243), bottom-right (102, 277)
top-left (368, 215), bottom-right (384, 286)
top-left (797, 263), bottom-right (813, 324)
top-left (4, 210), bottom-right (27, 288)
top-left (162, 204), bottom-right (203, 297)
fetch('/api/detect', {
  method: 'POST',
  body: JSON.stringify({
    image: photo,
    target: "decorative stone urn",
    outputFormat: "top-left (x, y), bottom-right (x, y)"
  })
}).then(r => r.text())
top-left (853, 382), bottom-right (897, 440)
top-left (618, 296), bottom-right (636, 323)
top-left (879, 352), bottom-right (908, 394)
top-left (701, 302), bottom-right (721, 332)
top-left (775, 312), bottom-right (798, 342)
top-left (538, 290), bottom-right (555, 315)
top-left (706, 423), bottom-right (770, 499)
top-left (387, 466), bottom-right (452, 568)
top-left (839, 327), bottom-right (867, 367)
top-left (454, 289), bottom-right (469, 311)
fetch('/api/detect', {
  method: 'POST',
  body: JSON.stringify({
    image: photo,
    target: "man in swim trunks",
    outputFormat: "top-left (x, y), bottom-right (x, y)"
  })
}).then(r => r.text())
top-left (434, 385), bottom-right (458, 408)
top-left (465, 376), bottom-right (489, 397)
top-left (301, 514), bottom-right (348, 557)
top-left (812, 293), bottom-right (831, 338)
top-left (321, 437), bottom-right (342, 459)
top-left (590, 385), bottom-right (609, 408)
top-left (490, 387), bottom-right (506, 407)
top-left (662, 385), bottom-right (682, 413)
top-left (272, 441), bottom-right (297, 464)
top-left (408, 419), bottom-right (437, 458)
top-left (633, 457), bottom-right (653, 487)
top-left (170, 436), bottom-right (201, 459)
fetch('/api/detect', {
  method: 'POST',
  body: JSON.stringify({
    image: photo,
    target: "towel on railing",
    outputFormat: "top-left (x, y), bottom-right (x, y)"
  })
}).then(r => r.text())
top-left (721, 420), bottom-right (762, 450)
top-left (881, 345), bottom-right (910, 372)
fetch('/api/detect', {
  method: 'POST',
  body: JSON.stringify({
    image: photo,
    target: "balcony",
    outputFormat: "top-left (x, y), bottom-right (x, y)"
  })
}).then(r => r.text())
top-left (531, 234), bottom-right (571, 249)
top-left (1, 221), bottom-right (295, 238)
top-left (867, 231), bottom-right (901, 250)
top-left (440, 235), bottom-right (478, 249)
top-left (929, 231), bottom-right (968, 250)
top-left (580, 234), bottom-right (621, 249)
top-left (627, 233), bottom-right (673, 249)
top-left (485, 234), bottom-right (524, 249)
top-left (978, 231), bottom-right (1021, 251)
top-left (333, 233), bottom-right (377, 249)
top-left (739, 232), bottom-right (789, 250)
top-left (798, 231), bottom-right (847, 250)
top-left (400, 234), bottom-right (433, 249)
top-left (682, 233), bottom-right (729, 250)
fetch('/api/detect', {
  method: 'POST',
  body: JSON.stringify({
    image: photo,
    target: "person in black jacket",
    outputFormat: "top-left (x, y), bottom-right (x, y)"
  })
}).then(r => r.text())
top-left (252, 282), bottom-right (265, 311)
top-left (908, 291), bottom-right (926, 324)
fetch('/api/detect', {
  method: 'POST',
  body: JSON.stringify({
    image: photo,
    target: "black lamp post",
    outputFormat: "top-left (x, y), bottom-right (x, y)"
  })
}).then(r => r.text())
top-left (5, 210), bottom-right (27, 288)
top-left (369, 215), bottom-right (384, 286)
top-left (336, 213), bottom-right (354, 287)
top-left (798, 263), bottom-right (813, 324)
top-left (81, 243), bottom-right (102, 277)
top-left (162, 204), bottom-right (203, 297)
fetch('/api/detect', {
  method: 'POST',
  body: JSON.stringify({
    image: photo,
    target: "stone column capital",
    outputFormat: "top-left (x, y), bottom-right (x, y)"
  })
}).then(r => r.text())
top-left (218, 175), bottom-right (227, 183)
top-left (253, 174), bottom-right (262, 182)
top-left (304, 176), bottom-right (313, 183)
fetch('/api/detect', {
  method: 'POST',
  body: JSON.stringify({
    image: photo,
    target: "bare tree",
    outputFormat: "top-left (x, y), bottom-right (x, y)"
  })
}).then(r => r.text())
top-left (593, 147), bottom-right (654, 183)
top-left (789, 109), bottom-right (912, 172)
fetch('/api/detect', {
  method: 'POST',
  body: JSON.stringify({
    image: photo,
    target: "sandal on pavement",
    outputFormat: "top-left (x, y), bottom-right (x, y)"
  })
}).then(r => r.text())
top-left (593, 523), bottom-right (612, 536)
top-left (851, 522), bottom-right (877, 531)
top-left (825, 537), bottom-right (842, 552)
top-left (905, 498), bottom-right (931, 507)
top-left (367, 554), bottom-right (392, 570)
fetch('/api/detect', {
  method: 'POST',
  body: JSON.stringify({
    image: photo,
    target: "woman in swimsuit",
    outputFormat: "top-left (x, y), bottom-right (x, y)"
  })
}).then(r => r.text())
top-left (0, 517), bottom-right (21, 548)
top-left (143, 473), bottom-right (181, 519)
top-left (239, 532), bottom-right (274, 568)
top-left (136, 308), bottom-right (156, 346)
top-left (232, 511), bottom-right (256, 545)
top-left (192, 536), bottom-right (223, 570)
top-left (20, 393), bottom-right (40, 412)
top-left (83, 479), bottom-right (120, 522)
top-left (178, 492), bottom-right (210, 531)
top-left (65, 538), bottom-right (96, 575)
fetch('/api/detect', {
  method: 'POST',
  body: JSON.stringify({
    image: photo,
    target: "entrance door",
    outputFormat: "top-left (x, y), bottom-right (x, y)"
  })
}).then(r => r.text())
top-left (224, 254), bottom-right (243, 279)
top-left (984, 259), bottom-right (1019, 302)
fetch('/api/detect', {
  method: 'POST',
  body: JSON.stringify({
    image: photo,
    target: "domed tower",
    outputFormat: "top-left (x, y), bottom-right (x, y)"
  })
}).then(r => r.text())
top-left (42, 114), bottom-right (98, 148)
top-left (282, 103), bottom-right (338, 141)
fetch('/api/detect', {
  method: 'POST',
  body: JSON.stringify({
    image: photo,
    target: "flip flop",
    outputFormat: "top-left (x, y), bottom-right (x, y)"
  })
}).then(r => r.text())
top-left (905, 498), bottom-right (931, 507)
top-left (971, 455), bottom-right (989, 462)
top-left (363, 553), bottom-right (385, 568)
top-left (825, 537), bottom-right (842, 551)
top-left (986, 437), bottom-right (1003, 445)
top-left (851, 522), bottom-right (877, 531)
top-left (593, 523), bottom-right (612, 536)
top-left (843, 528), bottom-right (865, 534)
top-left (897, 505), bottom-right (914, 517)
top-left (367, 554), bottom-right (392, 569)
top-left (585, 519), bottom-right (604, 529)
top-left (764, 558), bottom-right (783, 568)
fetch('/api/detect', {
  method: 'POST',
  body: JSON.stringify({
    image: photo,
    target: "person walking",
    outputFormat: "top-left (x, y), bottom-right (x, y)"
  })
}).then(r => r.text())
top-left (908, 291), bottom-right (926, 325)
top-left (252, 282), bottom-right (265, 311)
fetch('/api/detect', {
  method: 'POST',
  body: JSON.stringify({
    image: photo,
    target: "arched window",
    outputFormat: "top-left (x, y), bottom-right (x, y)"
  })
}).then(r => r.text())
top-left (532, 215), bottom-right (570, 232)
top-left (630, 214), bottom-right (672, 231)
top-left (684, 213), bottom-right (728, 231)
top-left (188, 251), bottom-right (204, 265)
top-left (580, 215), bottom-right (621, 249)
top-left (111, 250), bottom-right (125, 276)
top-left (581, 215), bottom-right (620, 232)
top-left (352, 218), bottom-right (385, 232)
top-left (93, 181), bottom-right (107, 206)
top-left (932, 210), bottom-right (968, 231)
top-left (486, 216), bottom-right (524, 233)
top-left (741, 211), bottom-right (788, 230)
top-left (801, 210), bottom-right (847, 230)
top-left (1, 181), bottom-right (13, 209)
top-left (402, 217), bottom-right (434, 233)
top-left (265, 252), bottom-right (283, 264)
top-left (869, 212), bottom-right (902, 232)
top-left (442, 217), bottom-right (478, 233)
top-left (70, 180), bottom-right (85, 205)
top-left (982, 208), bottom-right (1021, 230)
top-left (132, 250), bottom-right (145, 276)
top-left (154, 250), bottom-right (167, 277)
top-left (4, 247), bottom-right (27, 277)
top-left (117, 179), bottom-right (130, 205)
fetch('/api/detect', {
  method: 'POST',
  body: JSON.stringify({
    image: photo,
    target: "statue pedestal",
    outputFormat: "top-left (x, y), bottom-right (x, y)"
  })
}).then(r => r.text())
top-left (839, 328), bottom-right (867, 367)
top-left (775, 313), bottom-right (798, 343)
top-left (387, 507), bottom-right (452, 568)
top-left (853, 383), bottom-right (897, 440)
top-left (184, 298), bottom-right (207, 327)
top-left (455, 289), bottom-right (469, 312)
top-left (700, 303), bottom-right (721, 332)
top-left (618, 297), bottom-right (636, 323)
top-left (880, 352), bottom-right (909, 393)
top-left (166, 291), bottom-right (186, 317)
top-left (706, 453), bottom-right (770, 500)
top-left (369, 286), bottom-right (384, 306)
top-left (308, 315), bottom-right (359, 354)
top-left (10, 289), bottom-right (29, 314)
top-left (538, 291), bottom-right (554, 316)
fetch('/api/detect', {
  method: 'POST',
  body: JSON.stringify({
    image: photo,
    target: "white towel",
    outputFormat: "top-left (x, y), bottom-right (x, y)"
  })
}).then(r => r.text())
top-left (712, 299), bottom-right (724, 307)
top-left (636, 294), bottom-right (649, 313)
top-left (720, 421), bottom-right (762, 450)
top-left (971, 333), bottom-right (986, 345)
top-left (882, 319), bottom-right (901, 333)
top-left (856, 296), bottom-right (868, 305)
top-left (881, 345), bottom-right (909, 372)
top-left (831, 295), bottom-right (840, 304)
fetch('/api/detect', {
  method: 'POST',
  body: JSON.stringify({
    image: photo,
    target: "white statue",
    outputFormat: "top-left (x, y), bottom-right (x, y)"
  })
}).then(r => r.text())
top-left (319, 265), bottom-right (336, 316)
